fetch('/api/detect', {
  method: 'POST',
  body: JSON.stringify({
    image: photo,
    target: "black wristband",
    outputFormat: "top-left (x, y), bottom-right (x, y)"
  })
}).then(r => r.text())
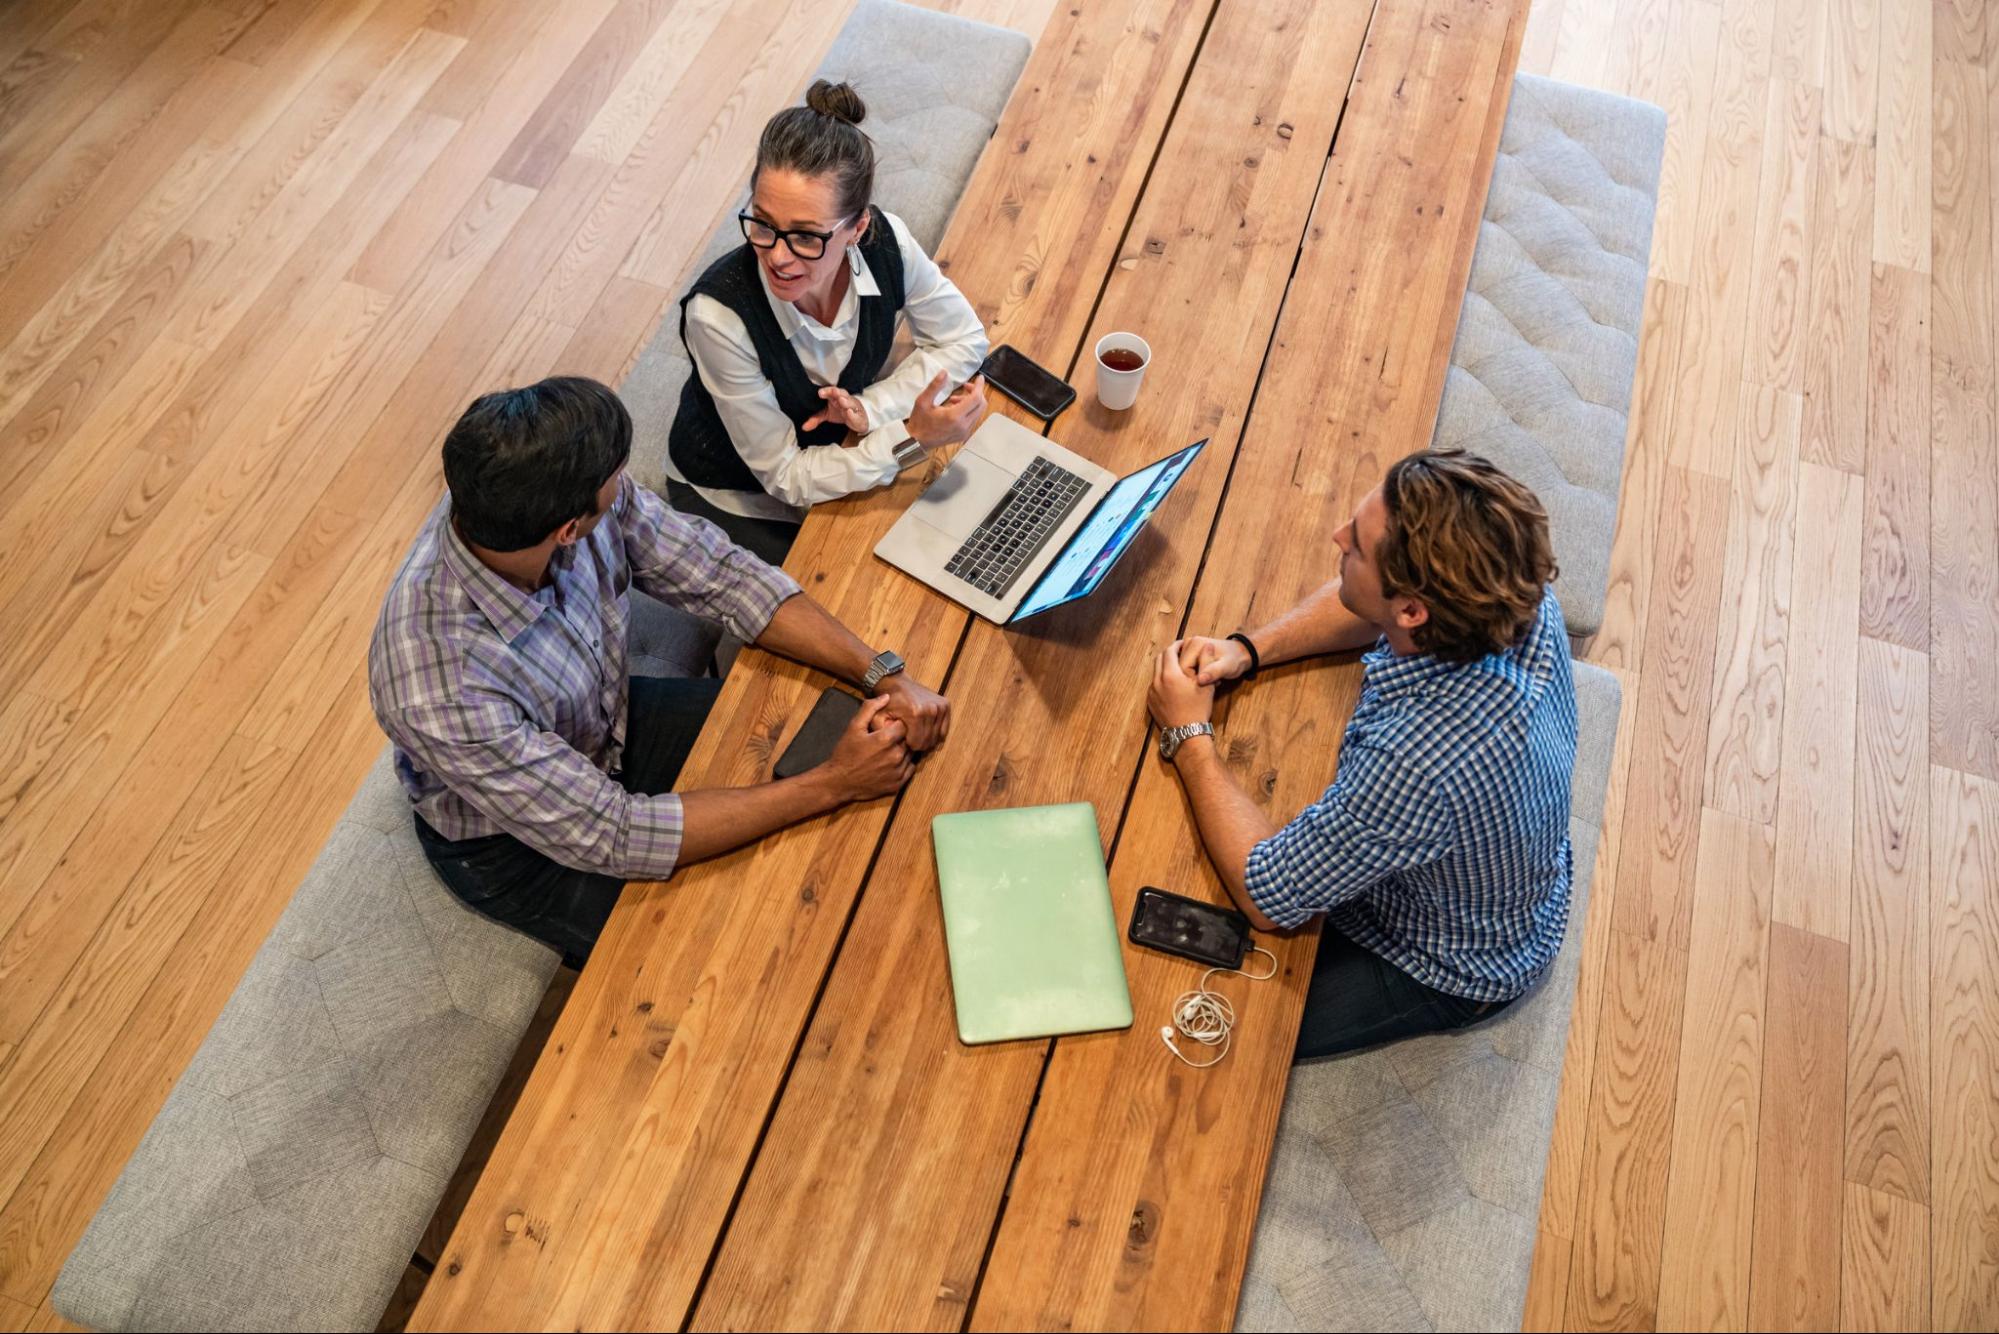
top-left (1227, 632), bottom-right (1261, 679)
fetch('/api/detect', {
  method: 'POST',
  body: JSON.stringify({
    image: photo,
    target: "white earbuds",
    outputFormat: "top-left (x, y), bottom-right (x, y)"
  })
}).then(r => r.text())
top-left (1159, 947), bottom-right (1278, 1069)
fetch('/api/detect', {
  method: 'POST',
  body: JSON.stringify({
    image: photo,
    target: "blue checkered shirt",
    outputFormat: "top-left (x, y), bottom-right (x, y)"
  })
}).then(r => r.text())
top-left (1244, 588), bottom-right (1578, 1001)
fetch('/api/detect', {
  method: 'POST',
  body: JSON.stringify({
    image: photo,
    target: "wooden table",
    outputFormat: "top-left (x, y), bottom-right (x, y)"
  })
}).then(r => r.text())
top-left (409, 1), bottom-right (1524, 1329)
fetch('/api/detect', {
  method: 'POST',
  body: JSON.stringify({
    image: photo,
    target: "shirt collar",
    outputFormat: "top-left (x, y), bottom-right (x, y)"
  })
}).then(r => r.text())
top-left (1360, 638), bottom-right (1455, 700)
top-left (758, 244), bottom-right (879, 344)
top-left (440, 506), bottom-right (551, 644)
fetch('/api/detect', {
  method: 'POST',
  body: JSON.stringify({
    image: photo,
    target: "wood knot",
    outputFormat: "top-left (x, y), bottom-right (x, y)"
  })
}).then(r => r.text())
top-left (649, 1036), bottom-right (672, 1060)
top-left (636, 1000), bottom-right (654, 1013)
top-left (1276, 122), bottom-right (1294, 139)
top-left (1127, 1200), bottom-right (1160, 1251)
top-left (1259, 769), bottom-right (1278, 798)
top-left (447, 1259), bottom-right (462, 1276)
top-left (800, 884), bottom-right (817, 905)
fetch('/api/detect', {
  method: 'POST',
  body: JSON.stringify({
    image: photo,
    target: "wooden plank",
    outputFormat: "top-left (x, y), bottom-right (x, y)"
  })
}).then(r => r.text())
top-left (489, 0), bottom-right (679, 188)
top-left (1846, 639), bottom-right (1930, 1203)
top-left (1539, 665), bottom-right (1641, 1243)
top-left (1524, 1229), bottom-right (1575, 1332)
top-left (1820, 0), bottom-right (1879, 142)
top-left (1593, 278), bottom-right (1687, 670)
top-left (1564, 928), bottom-right (1691, 1331)
top-left (1748, 922), bottom-right (1848, 1331)
top-left (1771, 462), bottom-right (1864, 940)
top-left (1611, 466), bottom-right (1731, 946)
top-left (1703, 384), bottom-right (1801, 825)
top-left (1802, 137), bottom-right (1873, 471)
top-left (1928, 58), bottom-right (1999, 783)
top-left (1771, 0), bottom-right (1826, 85)
top-left (1871, 0), bottom-right (1930, 272)
top-left (1636, 0), bottom-right (1722, 285)
top-left (406, 3), bottom-right (1216, 1328)
top-left (1742, 78), bottom-right (1820, 394)
top-left (957, 6), bottom-right (1524, 1328)
top-left (1672, 0), bottom-right (1771, 477)
top-left (1840, 1182), bottom-right (1930, 1331)
top-left (1655, 807), bottom-right (1776, 1331)
top-left (0, 1294), bottom-right (29, 1333)
top-left (1929, 766), bottom-right (1999, 1332)
top-left (1859, 263), bottom-right (1931, 650)
top-left (1933, 0), bottom-right (1984, 67)
top-left (702, 3), bottom-right (1422, 1329)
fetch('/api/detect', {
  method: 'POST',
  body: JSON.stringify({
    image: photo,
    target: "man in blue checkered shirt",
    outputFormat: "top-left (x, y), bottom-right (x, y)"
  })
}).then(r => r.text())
top-left (1147, 450), bottom-right (1576, 1060)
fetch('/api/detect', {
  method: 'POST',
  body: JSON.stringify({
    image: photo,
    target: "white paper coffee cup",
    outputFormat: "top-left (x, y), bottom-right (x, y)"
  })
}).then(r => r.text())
top-left (1094, 332), bottom-right (1151, 411)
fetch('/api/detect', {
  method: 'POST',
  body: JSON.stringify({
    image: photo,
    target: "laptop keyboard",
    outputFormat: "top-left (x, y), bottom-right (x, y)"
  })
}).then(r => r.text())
top-left (944, 456), bottom-right (1091, 598)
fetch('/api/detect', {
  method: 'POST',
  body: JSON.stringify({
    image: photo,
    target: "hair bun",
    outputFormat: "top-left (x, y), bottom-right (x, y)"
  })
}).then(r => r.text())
top-left (804, 79), bottom-right (866, 126)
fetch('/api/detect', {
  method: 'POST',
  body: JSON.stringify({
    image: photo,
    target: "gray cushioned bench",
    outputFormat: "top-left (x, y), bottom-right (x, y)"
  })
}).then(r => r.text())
top-left (1428, 74), bottom-right (1667, 641)
top-left (52, 5), bottom-right (1029, 1330)
top-left (1236, 76), bottom-right (1662, 1332)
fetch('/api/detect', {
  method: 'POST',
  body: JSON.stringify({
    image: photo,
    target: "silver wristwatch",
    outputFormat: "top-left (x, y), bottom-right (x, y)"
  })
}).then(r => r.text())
top-left (1158, 721), bottom-right (1215, 762)
top-left (861, 649), bottom-right (906, 693)
top-left (891, 436), bottom-right (926, 471)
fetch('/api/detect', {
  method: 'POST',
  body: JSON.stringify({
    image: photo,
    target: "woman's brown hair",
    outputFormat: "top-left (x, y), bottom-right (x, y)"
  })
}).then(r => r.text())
top-left (754, 80), bottom-right (876, 222)
top-left (1375, 449), bottom-right (1559, 663)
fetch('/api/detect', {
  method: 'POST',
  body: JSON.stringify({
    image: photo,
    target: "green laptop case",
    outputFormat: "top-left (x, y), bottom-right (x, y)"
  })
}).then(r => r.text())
top-left (931, 802), bottom-right (1134, 1045)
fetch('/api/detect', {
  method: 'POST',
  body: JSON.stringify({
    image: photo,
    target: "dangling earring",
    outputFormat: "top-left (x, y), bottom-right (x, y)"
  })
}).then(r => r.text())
top-left (847, 243), bottom-right (864, 277)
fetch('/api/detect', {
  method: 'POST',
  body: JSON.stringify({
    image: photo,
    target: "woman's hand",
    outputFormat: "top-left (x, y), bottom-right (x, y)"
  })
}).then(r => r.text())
top-left (803, 384), bottom-right (870, 436)
top-left (907, 370), bottom-right (987, 447)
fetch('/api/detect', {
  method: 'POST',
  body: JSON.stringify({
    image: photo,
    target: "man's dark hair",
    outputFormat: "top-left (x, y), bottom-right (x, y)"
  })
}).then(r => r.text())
top-left (443, 377), bottom-right (631, 552)
top-left (1376, 449), bottom-right (1559, 663)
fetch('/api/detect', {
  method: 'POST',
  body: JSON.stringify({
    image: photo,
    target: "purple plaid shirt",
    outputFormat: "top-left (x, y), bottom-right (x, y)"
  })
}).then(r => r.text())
top-left (368, 475), bottom-right (799, 879)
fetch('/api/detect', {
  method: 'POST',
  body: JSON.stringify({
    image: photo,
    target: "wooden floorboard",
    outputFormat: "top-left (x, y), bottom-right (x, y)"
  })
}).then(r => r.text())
top-left (0, 0), bottom-right (1989, 1328)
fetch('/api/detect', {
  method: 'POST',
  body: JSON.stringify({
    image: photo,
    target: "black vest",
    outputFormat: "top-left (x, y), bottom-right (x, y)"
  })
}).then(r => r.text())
top-left (668, 206), bottom-right (906, 495)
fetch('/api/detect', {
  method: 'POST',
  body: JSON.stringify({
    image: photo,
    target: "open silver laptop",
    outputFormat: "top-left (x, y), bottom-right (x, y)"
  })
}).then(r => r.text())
top-left (874, 413), bottom-right (1205, 623)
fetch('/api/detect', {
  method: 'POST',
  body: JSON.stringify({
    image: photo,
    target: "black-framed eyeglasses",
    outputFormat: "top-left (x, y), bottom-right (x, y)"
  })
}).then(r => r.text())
top-left (738, 211), bottom-right (852, 260)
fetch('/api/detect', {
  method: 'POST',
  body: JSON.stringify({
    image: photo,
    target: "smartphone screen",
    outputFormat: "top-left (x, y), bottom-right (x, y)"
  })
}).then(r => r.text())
top-left (981, 344), bottom-right (1076, 420)
top-left (1128, 887), bottom-right (1250, 970)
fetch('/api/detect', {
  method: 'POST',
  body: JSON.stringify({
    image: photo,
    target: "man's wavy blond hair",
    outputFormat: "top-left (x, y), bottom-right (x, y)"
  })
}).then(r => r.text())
top-left (1375, 449), bottom-right (1558, 663)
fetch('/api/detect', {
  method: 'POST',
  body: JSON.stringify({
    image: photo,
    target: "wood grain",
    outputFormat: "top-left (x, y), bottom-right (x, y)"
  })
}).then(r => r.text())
top-left (1840, 1182), bottom-right (1930, 1331)
top-left (1633, 0), bottom-right (1721, 286)
top-left (1929, 766), bottom-right (1999, 1331)
top-left (1859, 263), bottom-right (1931, 649)
top-left (1870, 0), bottom-right (1931, 271)
top-left (1846, 639), bottom-right (1931, 1204)
top-left (1820, 0), bottom-right (1878, 143)
top-left (1704, 384), bottom-right (1801, 824)
top-left (699, 2), bottom-right (1426, 1328)
top-left (1748, 922), bottom-right (1848, 1332)
top-left (1656, 808), bottom-right (1776, 1331)
top-left (1525, 1229), bottom-right (1576, 1333)
top-left (408, 3), bottom-right (1218, 1328)
top-left (1611, 466), bottom-right (1731, 946)
top-left (963, 6), bottom-right (1525, 1328)
top-left (1803, 137), bottom-right (1874, 471)
top-left (1742, 78), bottom-right (1820, 394)
top-left (1564, 927), bottom-right (1690, 1331)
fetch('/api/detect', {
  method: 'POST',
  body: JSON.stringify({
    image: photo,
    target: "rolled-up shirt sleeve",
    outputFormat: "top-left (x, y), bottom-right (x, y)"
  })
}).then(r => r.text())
top-left (853, 211), bottom-right (990, 450)
top-left (389, 693), bottom-right (685, 881)
top-left (1244, 743), bottom-right (1454, 929)
top-left (619, 475), bottom-right (800, 640)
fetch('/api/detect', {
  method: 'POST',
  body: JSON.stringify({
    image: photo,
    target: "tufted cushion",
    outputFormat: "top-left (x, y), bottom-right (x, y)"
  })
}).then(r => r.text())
top-left (1237, 660), bottom-right (1622, 1333)
top-left (53, 752), bottom-right (560, 1333)
top-left (1428, 75), bottom-right (1665, 640)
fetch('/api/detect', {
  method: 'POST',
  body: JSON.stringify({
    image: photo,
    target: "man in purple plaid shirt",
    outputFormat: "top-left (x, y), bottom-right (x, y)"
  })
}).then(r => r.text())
top-left (370, 377), bottom-right (949, 966)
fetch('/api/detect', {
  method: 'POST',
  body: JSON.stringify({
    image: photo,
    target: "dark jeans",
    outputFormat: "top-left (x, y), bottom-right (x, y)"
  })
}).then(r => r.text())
top-left (415, 675), bottom-right (723, 969)
top-left (664, 478), bottom-right (799, 567)
top-left (1294, 926), bottom-right (1515, 1062)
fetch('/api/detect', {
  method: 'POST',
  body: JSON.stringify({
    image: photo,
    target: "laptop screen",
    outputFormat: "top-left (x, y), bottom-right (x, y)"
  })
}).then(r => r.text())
top-left (1010, 439), bottom-right (1206, 621)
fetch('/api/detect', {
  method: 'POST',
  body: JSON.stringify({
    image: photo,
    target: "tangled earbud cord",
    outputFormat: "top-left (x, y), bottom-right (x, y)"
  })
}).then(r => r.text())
top-left (1159, 946), bottom-right (1279, 1068)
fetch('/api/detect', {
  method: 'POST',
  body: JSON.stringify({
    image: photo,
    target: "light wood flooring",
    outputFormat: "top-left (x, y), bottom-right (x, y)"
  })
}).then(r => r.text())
top-left (0, 0), bottom-right (1991, 1330)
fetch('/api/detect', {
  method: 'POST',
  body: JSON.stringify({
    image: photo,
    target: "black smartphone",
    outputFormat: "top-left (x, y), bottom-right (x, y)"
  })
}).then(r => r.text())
top-left (773, 687), bottom-right (864, 780)
top-left (980, 344), bottom-right (1076, 420)
top-left (1128, 887), bottom-right (1251, 970)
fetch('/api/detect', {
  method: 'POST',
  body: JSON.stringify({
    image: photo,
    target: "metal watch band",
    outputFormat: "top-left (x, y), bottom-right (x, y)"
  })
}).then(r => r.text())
top-left (861, 649), bottom-right (905, 693)
top-left (891, 436), bottom-right (925, 471)
top-left (1159, 721), bottom-right (1215, 761)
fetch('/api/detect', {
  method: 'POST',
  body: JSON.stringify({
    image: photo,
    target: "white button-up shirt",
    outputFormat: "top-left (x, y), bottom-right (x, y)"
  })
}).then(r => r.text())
top-left (677, 209), bottom-right (989, 521)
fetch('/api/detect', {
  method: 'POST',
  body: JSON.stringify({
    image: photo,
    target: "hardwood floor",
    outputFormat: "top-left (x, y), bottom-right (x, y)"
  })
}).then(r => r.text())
top-left (0, 0), bottom-right (1989, 1330)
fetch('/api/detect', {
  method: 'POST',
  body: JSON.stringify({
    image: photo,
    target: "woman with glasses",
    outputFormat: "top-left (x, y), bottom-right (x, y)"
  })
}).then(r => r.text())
top-left (666, 80), bottom-right (990, 563)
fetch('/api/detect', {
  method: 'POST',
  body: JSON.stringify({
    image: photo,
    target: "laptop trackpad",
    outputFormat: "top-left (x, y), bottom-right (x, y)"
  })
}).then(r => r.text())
top-left (911, 449), bottom-right (1012, 543)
